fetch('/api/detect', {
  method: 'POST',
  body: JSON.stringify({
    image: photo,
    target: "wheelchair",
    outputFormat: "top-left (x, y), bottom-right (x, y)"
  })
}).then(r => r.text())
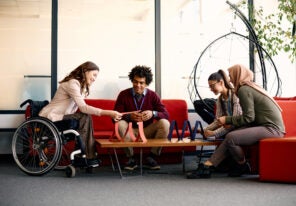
top-left (11, 99), bottom-right (98, 177)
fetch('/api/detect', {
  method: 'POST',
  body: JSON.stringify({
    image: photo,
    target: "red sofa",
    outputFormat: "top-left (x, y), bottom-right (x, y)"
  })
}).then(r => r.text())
top-left (85, 99), bottom-right (193, 164)
top-left (259, 99), bottom-right (296, 183)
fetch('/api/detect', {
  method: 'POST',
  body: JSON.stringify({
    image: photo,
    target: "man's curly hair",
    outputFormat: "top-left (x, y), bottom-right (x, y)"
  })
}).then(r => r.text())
top-left (128, 65), bottom-right (153, 85)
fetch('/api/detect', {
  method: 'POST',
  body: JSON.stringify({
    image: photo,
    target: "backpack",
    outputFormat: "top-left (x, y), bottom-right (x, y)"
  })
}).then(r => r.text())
top-left (193, 98), bottom-right (216, 124)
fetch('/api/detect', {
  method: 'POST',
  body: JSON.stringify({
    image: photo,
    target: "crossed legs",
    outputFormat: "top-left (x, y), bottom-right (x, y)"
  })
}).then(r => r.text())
top-left (207, 126), bottom-right (284, 167)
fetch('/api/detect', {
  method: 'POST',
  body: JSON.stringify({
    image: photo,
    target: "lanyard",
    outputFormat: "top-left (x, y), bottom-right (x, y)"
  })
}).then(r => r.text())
top-left (133, 95), bottom-right (145, 111)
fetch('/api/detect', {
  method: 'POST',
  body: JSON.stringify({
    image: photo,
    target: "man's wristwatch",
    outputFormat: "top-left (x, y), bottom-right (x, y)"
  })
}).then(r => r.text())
top-left (152, 111), bottom-right (158, 117)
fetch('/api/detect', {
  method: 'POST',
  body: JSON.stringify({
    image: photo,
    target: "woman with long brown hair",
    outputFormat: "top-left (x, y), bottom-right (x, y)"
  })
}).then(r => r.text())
top-left (203, 69), bottom-right (242, 139)
top-left (39, 61), bottom-right (122, 166)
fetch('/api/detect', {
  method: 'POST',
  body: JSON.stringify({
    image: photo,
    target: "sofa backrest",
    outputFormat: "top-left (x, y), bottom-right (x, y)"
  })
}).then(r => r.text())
top-left (274, 96), bottom-right (296, 100)
top-left (85, 98), bottom-right (189, 131)
top-left (161, 99), bottom-right (188, 127)
top-left (85, 98), bottom-right (189, 140)
top-left (276, 100), bottom-right (296, 137)
top-left (85, 99), bottom-right (115, 132)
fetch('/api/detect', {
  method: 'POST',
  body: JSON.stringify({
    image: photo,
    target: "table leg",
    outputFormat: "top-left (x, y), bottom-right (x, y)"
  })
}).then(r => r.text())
top-left (108, 149), bottom-right (115, 171)
top-left (113, 148), bottom-right (123, 178)
top-left (198, 145), bottom-right (204, 165)
top-left (140, 148), bottom-right (143, 176)
top-left (182, 149), bottom-right (185, 173)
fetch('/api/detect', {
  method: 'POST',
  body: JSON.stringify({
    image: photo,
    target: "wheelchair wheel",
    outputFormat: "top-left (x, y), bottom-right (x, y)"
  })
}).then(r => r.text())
top-left (65, 165), bottom-right (76, 178)
top-left (12, 117), bottom-right (62, 176)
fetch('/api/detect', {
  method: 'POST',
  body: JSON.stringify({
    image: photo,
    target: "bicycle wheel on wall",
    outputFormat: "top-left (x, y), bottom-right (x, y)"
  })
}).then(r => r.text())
top-left (188, 31), bottom-right (281, 111)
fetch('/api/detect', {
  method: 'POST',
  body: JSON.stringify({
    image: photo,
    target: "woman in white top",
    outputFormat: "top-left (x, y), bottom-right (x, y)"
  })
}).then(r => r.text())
top-left (39, 61), bottom-right (122, 166)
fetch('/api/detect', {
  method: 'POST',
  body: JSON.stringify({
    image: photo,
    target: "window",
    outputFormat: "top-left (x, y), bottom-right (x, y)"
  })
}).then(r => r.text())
top-left (161, 0), bottom-right (247, 109)
top-left (58, 0), bottom-right (155, 99)
top-left (0, 0), bottom-right (51, 109)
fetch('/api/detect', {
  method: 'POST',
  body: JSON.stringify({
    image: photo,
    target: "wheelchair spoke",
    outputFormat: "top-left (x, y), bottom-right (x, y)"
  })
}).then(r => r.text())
top-left (12, 118), bottom-right (62, 176)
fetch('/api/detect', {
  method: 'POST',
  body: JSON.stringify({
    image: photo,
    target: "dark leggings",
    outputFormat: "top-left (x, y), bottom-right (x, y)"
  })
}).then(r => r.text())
top-left (209, 126), bottom-right (284, 167)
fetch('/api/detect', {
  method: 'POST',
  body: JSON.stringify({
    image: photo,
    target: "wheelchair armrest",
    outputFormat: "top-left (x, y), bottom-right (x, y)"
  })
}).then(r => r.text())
top-left (54, 119), bottom-right (79, 131)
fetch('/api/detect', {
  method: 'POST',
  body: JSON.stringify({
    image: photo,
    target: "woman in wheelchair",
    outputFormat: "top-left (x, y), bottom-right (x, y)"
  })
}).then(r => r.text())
top-left (39, 61), bottom-right (122, 167)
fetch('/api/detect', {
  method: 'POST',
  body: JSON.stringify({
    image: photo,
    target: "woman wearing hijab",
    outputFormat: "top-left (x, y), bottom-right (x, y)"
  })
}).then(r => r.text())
top-left (187, 64), bottom-right (285, 179)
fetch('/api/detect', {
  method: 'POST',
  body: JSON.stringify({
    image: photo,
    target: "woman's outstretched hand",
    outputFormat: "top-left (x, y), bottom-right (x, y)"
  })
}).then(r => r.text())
top-left (112, 111), bottom-right (122, 121)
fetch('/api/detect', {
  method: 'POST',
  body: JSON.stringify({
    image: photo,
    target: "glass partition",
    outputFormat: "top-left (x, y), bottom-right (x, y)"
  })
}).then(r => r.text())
top-left (161, 0), bottom-right (246, 109)
top-left (0, 0), bottom-right (52, 109)
top-left (58, 0), bottom-right (155, 99)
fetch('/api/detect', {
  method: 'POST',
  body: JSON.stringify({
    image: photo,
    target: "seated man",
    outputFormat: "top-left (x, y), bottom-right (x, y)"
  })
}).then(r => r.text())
top-left (114, 65), bottom-right (170, 170)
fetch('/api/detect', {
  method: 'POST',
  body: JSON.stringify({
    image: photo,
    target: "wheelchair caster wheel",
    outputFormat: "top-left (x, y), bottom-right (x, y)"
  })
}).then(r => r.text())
top-left (65, 165), bottom-right (76, 178)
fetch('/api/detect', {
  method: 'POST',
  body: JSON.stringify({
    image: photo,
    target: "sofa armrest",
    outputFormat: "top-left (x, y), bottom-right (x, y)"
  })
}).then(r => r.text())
top-left (259, 137), bottom-right (296, 183)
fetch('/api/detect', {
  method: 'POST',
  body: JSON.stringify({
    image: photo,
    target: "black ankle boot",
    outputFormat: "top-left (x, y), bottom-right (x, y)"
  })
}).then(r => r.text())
top-left (228, 162), bottom-right (251, 177)
top-left (186, 163), bottom-right (213, 179)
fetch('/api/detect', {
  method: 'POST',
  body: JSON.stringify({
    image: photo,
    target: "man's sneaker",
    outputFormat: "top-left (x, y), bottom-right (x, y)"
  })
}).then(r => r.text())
top-left (145, 156), bottom-right (160, 170)
top-left (87, 158), bottom-right (100, 167)
top-left (124, 158), bottom-right (138, 171)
